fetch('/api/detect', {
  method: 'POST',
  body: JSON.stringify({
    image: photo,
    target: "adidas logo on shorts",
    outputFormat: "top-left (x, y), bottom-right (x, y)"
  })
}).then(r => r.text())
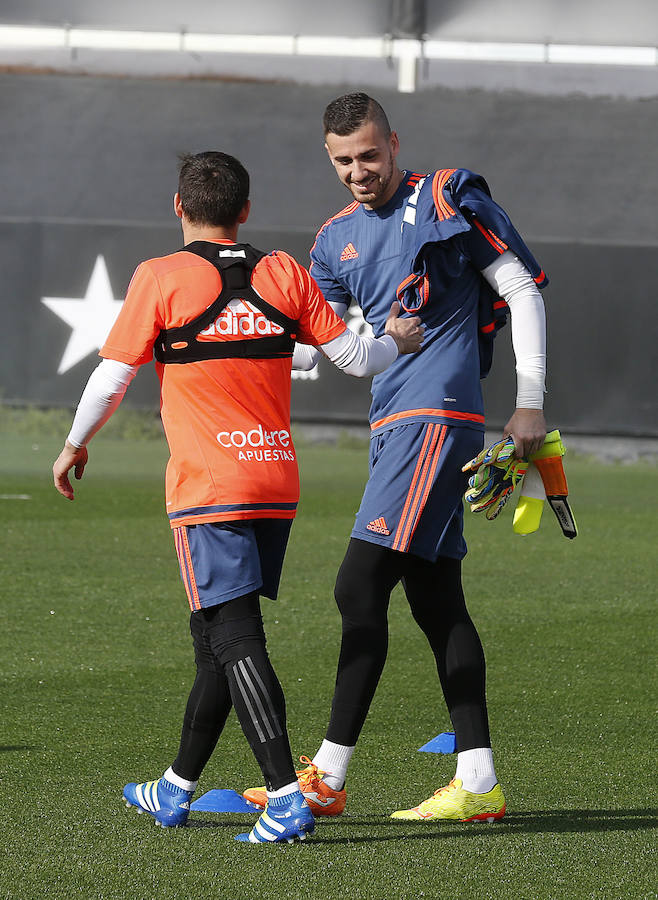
top-left (367, 517), bottom-right (391, 535)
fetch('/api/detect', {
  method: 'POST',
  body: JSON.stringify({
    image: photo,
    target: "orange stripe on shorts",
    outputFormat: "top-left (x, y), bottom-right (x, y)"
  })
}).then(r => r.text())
top-left (400, 425), bottom-right (447, 551)
top-left (174, 526), bottom-right (201, 611)
top-left (393, 424), bottom-right (447, 552)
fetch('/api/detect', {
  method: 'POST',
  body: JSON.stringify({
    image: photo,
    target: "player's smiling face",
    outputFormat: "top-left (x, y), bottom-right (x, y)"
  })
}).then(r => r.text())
top-left (325, 120), bottom-right (403, 210)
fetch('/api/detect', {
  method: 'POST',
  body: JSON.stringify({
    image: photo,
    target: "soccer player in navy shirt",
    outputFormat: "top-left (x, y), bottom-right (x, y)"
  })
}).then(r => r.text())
top-left (243, 93), bottom-right (548, 822)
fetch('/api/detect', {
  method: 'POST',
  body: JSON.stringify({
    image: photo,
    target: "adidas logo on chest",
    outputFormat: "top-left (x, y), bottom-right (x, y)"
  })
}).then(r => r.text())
top-left (340, 243), bottom-right (359, 261)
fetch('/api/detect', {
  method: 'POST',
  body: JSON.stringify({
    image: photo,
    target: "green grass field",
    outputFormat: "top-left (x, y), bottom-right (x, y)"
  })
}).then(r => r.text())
top-left (1, 425), bottom-right (656, 900)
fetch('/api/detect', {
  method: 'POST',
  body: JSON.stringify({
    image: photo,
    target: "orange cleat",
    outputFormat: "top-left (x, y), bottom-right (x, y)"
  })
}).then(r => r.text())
top-left (243, 756), bottom-right (346, 817)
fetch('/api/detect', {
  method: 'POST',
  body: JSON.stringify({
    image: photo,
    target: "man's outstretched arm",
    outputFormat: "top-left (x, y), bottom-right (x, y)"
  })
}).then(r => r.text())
top-left (320, 300), bottom-right (423, 376)
top-left (295, 300), bottom-right (423, 375)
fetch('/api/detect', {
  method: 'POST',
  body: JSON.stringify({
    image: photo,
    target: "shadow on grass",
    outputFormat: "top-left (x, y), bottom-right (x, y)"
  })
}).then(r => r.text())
top-left (0, 745), bottom-right (39, 752)
top-left (317, 809), bottom-right (658, 843)
top-left (187, 808), bottom-right (658, 840)
top-left (503, 809), bottom-right (658, 832)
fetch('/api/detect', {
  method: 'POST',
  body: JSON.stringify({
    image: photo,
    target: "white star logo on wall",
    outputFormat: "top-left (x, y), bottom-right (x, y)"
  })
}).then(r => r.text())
top-left (42, 255), bottom-right (124, 374)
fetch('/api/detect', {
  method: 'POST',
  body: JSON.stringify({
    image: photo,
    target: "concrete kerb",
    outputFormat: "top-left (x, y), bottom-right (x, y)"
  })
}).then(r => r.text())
top-left (292, 423), bottom-right (658, 464)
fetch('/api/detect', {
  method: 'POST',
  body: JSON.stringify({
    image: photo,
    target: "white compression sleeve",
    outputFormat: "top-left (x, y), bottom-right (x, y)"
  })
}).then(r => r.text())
top-left (291, 343), bottom-right (323, 371)
top-left (481, 251), bottom-right (546, 409)
top-left (320, 328), bottom-right (398, 377)
top-left (67, 358), bottom-right (138, 447)
top-left (292, 300), bottom-right (349, 371)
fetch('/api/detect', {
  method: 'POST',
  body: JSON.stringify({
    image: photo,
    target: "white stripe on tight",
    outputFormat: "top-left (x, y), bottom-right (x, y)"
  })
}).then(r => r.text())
top-left (233, 663), bottom-right (266, 743)
top-left (236, 658), bottom-right (277, 740)
top-left (244, 656), bottom-right (283, 738)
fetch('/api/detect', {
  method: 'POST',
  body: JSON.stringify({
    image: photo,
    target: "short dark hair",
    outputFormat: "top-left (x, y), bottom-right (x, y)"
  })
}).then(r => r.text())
top-left (177, 151), bottom-right (249, 227)
top-left (323, 92), bottom-right (391, 138)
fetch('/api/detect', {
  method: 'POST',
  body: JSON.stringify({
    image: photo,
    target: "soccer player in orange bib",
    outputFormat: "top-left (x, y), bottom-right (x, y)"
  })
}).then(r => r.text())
top-left (52, 151), bottom-right (422, 843)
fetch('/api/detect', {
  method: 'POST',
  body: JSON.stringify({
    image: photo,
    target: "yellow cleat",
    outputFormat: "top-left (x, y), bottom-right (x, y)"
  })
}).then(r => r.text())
top-left (390, 778), bottom-right (506, 823)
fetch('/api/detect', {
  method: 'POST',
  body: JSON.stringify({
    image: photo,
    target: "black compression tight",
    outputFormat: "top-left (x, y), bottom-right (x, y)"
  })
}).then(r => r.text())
top-left (172, 592), bottom-right (296, 791)
top-left (326, 538), bottom-right (491, 752)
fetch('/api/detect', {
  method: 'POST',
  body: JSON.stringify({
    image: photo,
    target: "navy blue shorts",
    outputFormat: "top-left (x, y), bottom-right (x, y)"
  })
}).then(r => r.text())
top-left (352, 423), bottom-right (483, 561)
top-left (173, 519), bottom-right (292, 611)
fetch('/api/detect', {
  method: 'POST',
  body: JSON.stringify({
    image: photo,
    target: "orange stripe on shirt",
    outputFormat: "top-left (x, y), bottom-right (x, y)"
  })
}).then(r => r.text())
top-left (396, 273), bottom-right (418, 300)
top-left (472, 218), bottom-right (508, 254)
top-left (432, 169), bottom-right (457, 222)
top-left (370, 408), bottom-right (485, 431)
top-left (310, 201), bottom-right (360, 256)
top-left (171, 507), bottom-right (296, 529)
top-left (480, 299), bottom-right (509, 334)
top-left (432, 169), bottom-right (455, 220)
top-left (396, 273), bottom-right (430, 313)
top-left (406, 171), bottom-right (425, 185)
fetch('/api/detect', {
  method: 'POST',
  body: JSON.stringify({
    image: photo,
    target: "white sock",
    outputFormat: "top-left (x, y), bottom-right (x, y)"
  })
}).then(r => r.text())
top-left (312, 739), bottom-right (354, 790)
top-left (165, 766), bottom-right (197, 793)
top-left (455, 748), bottom-right (497, 793)
top-left (267, 780), bottom-right (299, 800)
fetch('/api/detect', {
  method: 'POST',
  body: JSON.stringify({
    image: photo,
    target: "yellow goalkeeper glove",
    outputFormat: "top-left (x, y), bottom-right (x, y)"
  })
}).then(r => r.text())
top-left (462, 436), bottom-right (529, 520)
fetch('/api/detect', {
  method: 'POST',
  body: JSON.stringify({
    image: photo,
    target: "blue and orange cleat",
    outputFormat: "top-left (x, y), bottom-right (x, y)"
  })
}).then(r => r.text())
top-left (123, 776), bottom-right (193, 828)
top-left (235, 791), bottom-right (315, 844)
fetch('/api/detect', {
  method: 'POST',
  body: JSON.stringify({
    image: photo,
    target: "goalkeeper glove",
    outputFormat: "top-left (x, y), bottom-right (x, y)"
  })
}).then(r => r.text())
top-left (513, 429), bottom-right (578, 539)
top-left (462, 436), bottom-right (529, 520)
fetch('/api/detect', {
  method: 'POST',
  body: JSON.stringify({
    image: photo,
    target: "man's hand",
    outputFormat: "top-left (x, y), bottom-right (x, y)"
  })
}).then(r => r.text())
top-left (385, 301), bottom-right (424, 354)
top-left (53, 441), bottom-right (88, 500)
top-left (503, 408), bottom-right (546, 458)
